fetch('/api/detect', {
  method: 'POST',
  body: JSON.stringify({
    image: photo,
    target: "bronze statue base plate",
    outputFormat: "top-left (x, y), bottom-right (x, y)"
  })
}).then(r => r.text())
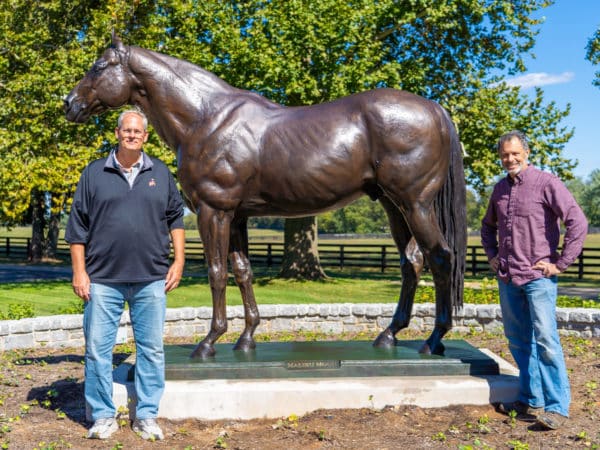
top-left (164, 340), bottom-right (499, 380)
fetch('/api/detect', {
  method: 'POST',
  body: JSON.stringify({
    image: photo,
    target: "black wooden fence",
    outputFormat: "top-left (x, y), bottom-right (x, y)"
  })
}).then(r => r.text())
top-left (3, 236), bottom-right (600, 279)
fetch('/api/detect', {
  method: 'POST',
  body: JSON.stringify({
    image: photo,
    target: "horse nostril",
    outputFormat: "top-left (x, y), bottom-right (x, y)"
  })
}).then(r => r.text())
top-left (63, 93), bottom-right (75, 111)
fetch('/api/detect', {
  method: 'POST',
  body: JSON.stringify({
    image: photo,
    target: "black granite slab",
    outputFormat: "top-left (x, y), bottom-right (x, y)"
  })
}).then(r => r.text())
top-left (164, 340), bottom-right (499, 380)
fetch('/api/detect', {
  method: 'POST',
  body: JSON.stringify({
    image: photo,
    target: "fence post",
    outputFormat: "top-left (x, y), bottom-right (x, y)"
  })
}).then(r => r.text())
top-left (340, 245), bottom-right (345, 270)
top-left (5, 237), bottom-right (9, 256)
top-left (578, 250), bottom-right (584, 280)
top-left (380, 245), bottom-right (387, 273)
top-left (471, 246), bottom-right (477, 276)
top-left (267, 243), bottom-right (272, 268)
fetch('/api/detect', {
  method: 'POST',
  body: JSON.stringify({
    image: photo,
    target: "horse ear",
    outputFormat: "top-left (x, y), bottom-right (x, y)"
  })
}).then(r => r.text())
top-left (111, 31), bottom-right (125, 52)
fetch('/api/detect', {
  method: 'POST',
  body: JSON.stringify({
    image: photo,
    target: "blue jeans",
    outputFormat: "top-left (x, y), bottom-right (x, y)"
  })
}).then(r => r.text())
top-left (498, 277), bottom-right (570, 416)
top-left (83, 280), bottom-right (166, 421)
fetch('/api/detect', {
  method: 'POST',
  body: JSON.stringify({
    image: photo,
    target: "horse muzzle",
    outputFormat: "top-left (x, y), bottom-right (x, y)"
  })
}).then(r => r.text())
top-left (63, 93), bottom-right (89, 123)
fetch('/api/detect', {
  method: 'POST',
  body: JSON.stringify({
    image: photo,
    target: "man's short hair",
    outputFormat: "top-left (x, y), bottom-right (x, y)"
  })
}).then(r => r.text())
top-left (117, 109), bottom-right (148, 130)
top-left (497, 130), bottom-right (530, 153)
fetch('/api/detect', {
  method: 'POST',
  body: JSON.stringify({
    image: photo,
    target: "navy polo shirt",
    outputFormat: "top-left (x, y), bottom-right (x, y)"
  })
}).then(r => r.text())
top-left (65, 151), bottom-right (184, 283)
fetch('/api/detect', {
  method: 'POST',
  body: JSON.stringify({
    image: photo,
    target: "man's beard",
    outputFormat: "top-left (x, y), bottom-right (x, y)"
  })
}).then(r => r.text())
top-left (506, 163), bottom-right (526, 177)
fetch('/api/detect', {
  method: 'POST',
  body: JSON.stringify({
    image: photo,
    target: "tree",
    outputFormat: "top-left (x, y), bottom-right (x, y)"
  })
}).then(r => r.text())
top-left (319, 198), bottom-right (388, 234)
top-left (580, 170), bottom-right (600, 227)
top-left (0, 1), bottom-right (174, 261)
top-left (0, 2), bottom-right (97, 260)
top-left (586, 26), bottom-right (600, 87)
top-left (565, 177), bottom-right (585, 206)
top-left (456, 84), bottom-right (574, 195)
top-left (169, 0), bottom-right (572, 277)
top-left (466, 189), bottom-right (483, 232)
top-left (1, 0), bottom-right (577, 271)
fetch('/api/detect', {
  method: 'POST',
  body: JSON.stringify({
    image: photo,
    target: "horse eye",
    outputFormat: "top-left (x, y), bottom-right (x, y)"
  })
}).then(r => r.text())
top-left (92, 60), bottom-right (108, 73)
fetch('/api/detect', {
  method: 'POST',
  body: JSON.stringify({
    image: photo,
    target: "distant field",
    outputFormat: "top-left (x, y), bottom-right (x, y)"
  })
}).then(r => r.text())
top-left (2, 226), bottom-right (600, 247)
top-left (0, 226), bottom-right (283, 241)
top-left (0, 227), bottom-right (32, 238)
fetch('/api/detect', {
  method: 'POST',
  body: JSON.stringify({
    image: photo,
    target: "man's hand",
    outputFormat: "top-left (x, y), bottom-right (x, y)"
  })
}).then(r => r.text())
top-left (166, 228), bottom-right (185, 292)
top-left (70, 243), bottom-right (90, 301)
top-left (165, 260), bottom-right (184, 292)
top-left (532, 260), bottom-right (560, 277)
top-left (72, 270), bottom-right (91, 301)
top-left (488, 255), bottom-right (499, 272)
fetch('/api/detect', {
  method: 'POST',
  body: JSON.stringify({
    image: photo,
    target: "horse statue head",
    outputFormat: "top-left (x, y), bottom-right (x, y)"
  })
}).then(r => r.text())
top-left (64, 34), bottom-right (133, 123)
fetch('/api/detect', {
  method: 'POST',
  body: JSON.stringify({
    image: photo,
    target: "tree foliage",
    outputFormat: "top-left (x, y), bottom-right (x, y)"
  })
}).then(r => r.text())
top-left (579, 170), bottom-right (600, 227)
top-left (0, 1), bottom-right (174, 258)
top-left (586, 26), bottom-right (600, 88)
top-left (319, 198), bottom-right (388, 234)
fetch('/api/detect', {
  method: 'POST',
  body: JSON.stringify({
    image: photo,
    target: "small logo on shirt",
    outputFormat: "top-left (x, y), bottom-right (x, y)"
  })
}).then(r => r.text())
top-left (149, 178), bottom-right (156, 187)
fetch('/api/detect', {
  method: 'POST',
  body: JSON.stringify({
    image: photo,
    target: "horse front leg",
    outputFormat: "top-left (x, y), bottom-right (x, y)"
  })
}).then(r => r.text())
top-left (228, 218), bottom-right (259, 351)
top-left (190, 207), bottom-right (233, 359)
top-left (374, 197), bottom-right (423, 348)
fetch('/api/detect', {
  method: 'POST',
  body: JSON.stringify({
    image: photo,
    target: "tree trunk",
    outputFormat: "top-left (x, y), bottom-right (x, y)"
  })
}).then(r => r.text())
top-left (29, 189), bottom-right (45, 263)
top-left (279, 216), bottom-right (327, 280)
top-left (43, 209), bottom-right (60, 260)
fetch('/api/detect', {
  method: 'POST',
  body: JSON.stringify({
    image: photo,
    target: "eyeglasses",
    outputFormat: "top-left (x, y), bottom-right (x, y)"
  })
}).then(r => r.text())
top-left (119, 128), bottom-right (146, 136)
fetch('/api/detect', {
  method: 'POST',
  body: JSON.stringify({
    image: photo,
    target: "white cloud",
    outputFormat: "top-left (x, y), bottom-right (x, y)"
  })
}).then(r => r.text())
top-left (504, 71), bottom-right (575, 89)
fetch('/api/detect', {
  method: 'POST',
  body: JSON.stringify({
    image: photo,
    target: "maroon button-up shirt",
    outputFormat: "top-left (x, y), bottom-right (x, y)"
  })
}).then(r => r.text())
top-left (481, 165), bottom-right (587, 286)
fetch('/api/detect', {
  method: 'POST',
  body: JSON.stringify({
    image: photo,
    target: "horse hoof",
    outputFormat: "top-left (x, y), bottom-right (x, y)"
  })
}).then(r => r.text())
top-left (418, 341), bottom-right (445, 355)
top-left (431, 341), bottom-right (445, 355)
top-left (233, 337), bottom-right (256, 352)
top-left (190, 343), bottom-right (216, 359)
top-left (373, 329), bottom-right (397, 348)
top-left (418, 342), bottom-right (432, 354)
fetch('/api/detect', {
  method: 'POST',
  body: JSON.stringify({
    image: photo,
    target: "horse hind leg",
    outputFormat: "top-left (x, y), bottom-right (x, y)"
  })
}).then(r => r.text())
top-left (403, 205), bottom-right (453, 355)
top-left (228, 218), bottom-right (260, 352)
top-left (373, 196), bottom-right (424, 348)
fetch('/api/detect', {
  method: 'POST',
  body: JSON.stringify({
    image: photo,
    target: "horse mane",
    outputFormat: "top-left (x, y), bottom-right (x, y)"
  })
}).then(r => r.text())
top-left (127, 45), bottom-right (280, 111)
top-left (128, 45), bottom-right (236, 96)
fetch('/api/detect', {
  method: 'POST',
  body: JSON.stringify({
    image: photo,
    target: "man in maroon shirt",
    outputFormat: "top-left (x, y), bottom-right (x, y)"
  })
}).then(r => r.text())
top-left (481, 130), bottom-right (587, 430)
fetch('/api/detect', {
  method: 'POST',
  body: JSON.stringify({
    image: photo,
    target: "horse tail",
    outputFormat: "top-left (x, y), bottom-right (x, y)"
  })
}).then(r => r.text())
top-left (434, 111), bottom-right (467, 311)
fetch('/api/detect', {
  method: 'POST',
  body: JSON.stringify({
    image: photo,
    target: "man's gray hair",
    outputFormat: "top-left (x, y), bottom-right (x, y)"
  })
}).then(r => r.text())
top-left (497, 130), bottom-right (530, 153)
top-left (117, 109), bottom-right (148, 130)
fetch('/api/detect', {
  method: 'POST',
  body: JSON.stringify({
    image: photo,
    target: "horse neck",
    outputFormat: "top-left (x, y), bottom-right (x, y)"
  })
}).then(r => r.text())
top-left (126, 47), bottom-right (233, 150)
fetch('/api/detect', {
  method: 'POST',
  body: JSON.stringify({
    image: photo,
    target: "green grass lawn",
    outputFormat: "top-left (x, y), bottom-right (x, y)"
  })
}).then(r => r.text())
top-left (1, 227), bottom-right (598, 318)
top-left (1, 269), bottom-right (597, 319)
top-left (0, 274), bottom-right (402, 317)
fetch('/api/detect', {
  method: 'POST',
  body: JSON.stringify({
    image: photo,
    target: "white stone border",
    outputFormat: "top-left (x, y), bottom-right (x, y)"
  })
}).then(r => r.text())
top-left (0, 303), bottom-right (598, 351)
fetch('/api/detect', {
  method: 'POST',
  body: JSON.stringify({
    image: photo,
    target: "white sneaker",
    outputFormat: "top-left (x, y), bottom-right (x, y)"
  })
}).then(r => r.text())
top-left (132, 418), bottom-right (164, 441)
top-left (87, 417), bottom-right (118, 439)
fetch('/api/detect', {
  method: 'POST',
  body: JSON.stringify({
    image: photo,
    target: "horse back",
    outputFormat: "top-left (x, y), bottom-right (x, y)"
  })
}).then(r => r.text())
top-left (260, 88), bottom-right (451, 185)
top-left (180, 87), bottom-right (453, 216)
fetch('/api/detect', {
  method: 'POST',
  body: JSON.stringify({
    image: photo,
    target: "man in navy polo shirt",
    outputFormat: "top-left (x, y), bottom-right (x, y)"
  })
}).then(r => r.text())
top-left (66, 109), bottom-right (185, 441)
top-left (481, 130), bottom-right (587, 430)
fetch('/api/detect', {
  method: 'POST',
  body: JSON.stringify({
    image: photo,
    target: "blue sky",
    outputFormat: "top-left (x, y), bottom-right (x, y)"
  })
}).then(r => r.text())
top-left (506, 0), bottom-right (600, 179)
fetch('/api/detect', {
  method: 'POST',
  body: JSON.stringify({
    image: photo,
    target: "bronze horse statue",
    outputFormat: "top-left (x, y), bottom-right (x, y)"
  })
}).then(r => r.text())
top-left (64, 36), bottom-right (466, 358)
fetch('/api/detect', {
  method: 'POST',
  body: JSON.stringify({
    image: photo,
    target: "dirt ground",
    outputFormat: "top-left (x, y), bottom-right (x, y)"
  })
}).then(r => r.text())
top-left (0, 330), bottom-right (598, 449)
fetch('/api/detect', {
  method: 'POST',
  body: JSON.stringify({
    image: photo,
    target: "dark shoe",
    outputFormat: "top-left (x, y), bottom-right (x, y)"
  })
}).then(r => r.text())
top-left (496, 400), bottom-right (542, 422)
top-left (536, 411), bottom-right (568, 430)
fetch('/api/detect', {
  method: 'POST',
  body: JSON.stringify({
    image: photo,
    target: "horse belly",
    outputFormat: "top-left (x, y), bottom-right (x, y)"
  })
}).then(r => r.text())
top-left (254, 154), bottom-right (371, 216)
top-left (242, 190), bottom-right (365, 217)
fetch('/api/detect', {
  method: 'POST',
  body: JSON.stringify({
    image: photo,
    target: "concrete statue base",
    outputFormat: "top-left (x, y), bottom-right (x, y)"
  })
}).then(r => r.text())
top-left (112, 340), bottom-right (519, 420)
